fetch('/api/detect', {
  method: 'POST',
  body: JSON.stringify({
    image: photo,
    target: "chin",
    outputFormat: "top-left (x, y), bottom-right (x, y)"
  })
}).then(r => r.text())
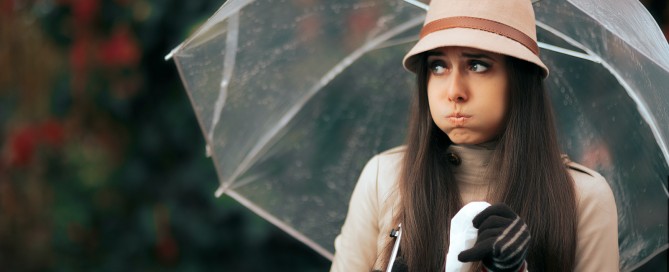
top-left (451, 139), bottom-right (483, 145)
top-left (447, 134), bottom-right (488, 145)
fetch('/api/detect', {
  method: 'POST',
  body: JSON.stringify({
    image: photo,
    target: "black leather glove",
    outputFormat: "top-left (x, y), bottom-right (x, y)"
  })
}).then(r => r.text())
top-left (457, 203), bottom-right (530, 272)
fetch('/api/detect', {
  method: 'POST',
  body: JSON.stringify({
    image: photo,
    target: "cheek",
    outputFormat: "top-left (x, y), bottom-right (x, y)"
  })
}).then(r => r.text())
top-left (483, 84), bottom-right (509, 129)
top-left (426, 80), bottom-right (440, 116)
top-left (487, 96), bottom-right (507, 120)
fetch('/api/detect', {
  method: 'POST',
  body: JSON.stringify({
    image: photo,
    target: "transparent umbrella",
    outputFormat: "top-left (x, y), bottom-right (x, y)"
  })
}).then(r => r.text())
top-left (166, 0), bottom-right (668, 270)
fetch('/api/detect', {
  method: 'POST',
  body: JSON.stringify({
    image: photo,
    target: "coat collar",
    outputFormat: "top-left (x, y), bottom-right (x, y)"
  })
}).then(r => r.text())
top-left (446, 142), bottom-right (496, 185)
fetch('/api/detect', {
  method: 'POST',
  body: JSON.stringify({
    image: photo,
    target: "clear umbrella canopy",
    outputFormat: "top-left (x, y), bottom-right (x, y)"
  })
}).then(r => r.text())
top-left (168, 0), bottom-right (669, 270)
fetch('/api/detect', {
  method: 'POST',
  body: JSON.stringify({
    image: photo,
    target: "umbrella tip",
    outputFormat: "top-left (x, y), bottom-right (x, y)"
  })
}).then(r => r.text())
top-left (215, 186), bottom-right (225, 197)
top-left (164, 42), bottom-right (183, 61)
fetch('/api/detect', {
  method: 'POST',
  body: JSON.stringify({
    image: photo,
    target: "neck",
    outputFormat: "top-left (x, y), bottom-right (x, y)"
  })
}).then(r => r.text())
top-left (447, 142), bottom-right (497, 204)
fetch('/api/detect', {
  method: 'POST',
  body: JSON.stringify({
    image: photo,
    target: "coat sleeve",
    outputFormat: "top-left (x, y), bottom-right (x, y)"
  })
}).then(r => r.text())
top-left (330, 155), bottom-right (381, 272)
top-left (572, 168), bottom-right (620, 271)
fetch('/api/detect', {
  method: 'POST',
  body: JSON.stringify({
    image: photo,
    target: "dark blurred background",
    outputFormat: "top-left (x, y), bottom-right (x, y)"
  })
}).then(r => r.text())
top-left (0, 0), bottom-right (666, 271)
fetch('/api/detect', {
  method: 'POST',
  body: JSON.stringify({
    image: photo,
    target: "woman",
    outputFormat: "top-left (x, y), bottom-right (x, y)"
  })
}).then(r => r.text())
top-left (330, 0), bottom-right (619, 271)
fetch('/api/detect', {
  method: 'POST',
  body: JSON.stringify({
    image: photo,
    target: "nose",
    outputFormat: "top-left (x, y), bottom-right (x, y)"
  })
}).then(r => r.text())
top-left (446, 70), bottom-right (468, 102)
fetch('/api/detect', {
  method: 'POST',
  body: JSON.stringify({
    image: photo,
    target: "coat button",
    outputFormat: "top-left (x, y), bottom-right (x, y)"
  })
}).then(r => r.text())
top-left (447, 153), bottom-right (461, 166)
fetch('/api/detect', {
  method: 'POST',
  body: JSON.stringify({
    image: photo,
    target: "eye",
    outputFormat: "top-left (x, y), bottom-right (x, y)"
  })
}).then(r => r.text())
top-left (469, 60), bottom-right (490, 73)
top-left (429, 60), bottom-right (447, 75)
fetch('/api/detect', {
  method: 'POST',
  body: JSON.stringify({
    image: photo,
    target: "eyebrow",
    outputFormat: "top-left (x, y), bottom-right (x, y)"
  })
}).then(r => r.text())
top-left (461, 53), bottom-right (496, 62)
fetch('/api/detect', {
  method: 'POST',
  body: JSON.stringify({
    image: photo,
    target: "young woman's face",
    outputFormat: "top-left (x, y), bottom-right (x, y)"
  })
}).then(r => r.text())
top-left (427, 46), bottom-right (509, 145)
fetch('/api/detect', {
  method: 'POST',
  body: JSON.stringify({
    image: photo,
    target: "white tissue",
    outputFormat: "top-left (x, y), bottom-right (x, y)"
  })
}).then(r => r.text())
top-left (445, 201), bottom-right (491, 272)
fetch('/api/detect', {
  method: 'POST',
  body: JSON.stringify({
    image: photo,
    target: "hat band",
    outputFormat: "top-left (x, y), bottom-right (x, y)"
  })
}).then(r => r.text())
top-left (419, 16), bottom-right (539, 56)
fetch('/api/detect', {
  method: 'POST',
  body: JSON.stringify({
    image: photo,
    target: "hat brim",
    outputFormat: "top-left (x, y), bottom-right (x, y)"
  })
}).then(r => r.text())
top-left (402, 28), bottom-right (549, 77)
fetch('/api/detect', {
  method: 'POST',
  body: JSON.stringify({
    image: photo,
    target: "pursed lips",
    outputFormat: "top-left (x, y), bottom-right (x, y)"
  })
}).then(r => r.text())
top-left (447, 113), bottom-right (471, 125)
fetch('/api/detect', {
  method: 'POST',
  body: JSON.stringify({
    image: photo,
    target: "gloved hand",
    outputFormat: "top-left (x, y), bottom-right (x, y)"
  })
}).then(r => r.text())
top-left (457, 203), bottom-right (530, 272)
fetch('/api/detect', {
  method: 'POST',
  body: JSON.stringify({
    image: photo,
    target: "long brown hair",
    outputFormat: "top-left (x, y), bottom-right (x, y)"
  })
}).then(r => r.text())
top-left (378, 54), bottom-right (577, 271)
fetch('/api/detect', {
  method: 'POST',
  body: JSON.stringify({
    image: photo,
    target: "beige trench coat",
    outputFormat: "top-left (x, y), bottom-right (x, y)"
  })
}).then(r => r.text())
top-left (330, 146), bottom-right (619, 271)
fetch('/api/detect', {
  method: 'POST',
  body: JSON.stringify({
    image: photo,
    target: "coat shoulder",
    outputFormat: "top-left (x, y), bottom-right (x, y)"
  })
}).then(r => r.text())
top-left (562, 159), bottom-right (619, 270)
top-left (563, 158), bottom-right (617, 215)
top-left (565, 160), bottom-right (608, 192)
top-left (371, 146), bottom-right (405, 206)
top-left (562, 155), bottom-right (599, 178)
top-left (562, 155), bottom-right (605, 185)
top-left (372, 146), bottom-right (405, 173)
top-left (378, 146), bottom-right (406, 158)
top-left (567, 162), bottom-right (602, 179)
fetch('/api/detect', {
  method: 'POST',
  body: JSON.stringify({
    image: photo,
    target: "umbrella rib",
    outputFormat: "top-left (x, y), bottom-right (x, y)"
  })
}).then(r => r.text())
top-left (190, 0), bottom-right (255, 49)
top-left (537, 20), bottom-right (669, 198)
top-left (207, 12), bottom-right (240, 155)
top-left (403, 0), bottom-right (429, 11)
top-left (223, 16), bottom-right (425, 190)
top-left (537, 42), bottom-right (601, 63)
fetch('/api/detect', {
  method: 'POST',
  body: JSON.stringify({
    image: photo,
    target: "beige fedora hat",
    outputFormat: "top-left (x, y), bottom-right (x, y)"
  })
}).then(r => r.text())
top-left (403, 0), bottom-right (548, 77)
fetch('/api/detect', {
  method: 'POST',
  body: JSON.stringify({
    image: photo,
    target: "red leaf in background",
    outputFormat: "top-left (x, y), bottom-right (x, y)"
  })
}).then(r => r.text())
top-left (40, 120), bottom-right (65, 148)
top-left (73, 0), bottom-right (99, 25)
top-left (70, 36), bottom-right (91, 94)
top-left (154, 205), bottom-right (179, 264)
top-left (3, 120), bottom-right (64, 168)
top-left (1, 0), bottom-right (13, 17)
top-left (7, 127), bottom-right (38, 167)
top-left (99, 27), bottom-right (141, 68)
top-left (156, 235), bottom-right (179, 264)
top-left (70, 36), bottom-right (90, 73)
